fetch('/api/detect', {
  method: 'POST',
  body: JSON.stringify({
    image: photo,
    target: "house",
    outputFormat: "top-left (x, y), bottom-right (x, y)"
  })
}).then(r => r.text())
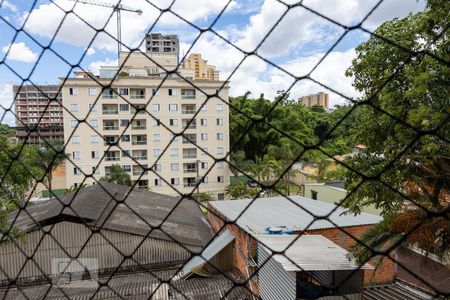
top-left (303, 182), bottom-right (382, 215)
top-left (0, 182), bottom-right (247, 299)
top-left (207, 195), bottom-right (395, 296)
top-left (256, 234), bottom-right (372, 300)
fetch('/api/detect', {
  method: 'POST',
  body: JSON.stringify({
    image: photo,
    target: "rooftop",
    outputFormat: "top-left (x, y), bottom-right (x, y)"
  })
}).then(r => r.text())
top-left (209, 196), bottom-right (382, 233)
top-left (255, 234), bottom-right (372, 271)
top-left (8, 182), bottom-right (213, 247)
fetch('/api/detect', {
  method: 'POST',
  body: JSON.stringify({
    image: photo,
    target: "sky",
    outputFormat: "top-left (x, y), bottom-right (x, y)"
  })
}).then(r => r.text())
top-left (0, 0), bottom-right (426, 126)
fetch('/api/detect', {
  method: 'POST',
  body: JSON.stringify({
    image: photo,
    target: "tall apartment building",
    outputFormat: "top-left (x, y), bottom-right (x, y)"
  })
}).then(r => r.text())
top-left (184, 53), bottom-right (220, 81)
top-left (299, 92), bottom-right (329, 109)
top-left (62, 50), bottom-right (230, 199)
top-left (13, 85), bottom-right (64, 144)
top-left (145, 33), bottom-right (179, 62)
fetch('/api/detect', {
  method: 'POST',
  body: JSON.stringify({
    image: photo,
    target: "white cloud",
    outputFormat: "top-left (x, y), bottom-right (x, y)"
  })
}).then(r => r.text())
top-left (1, 0), bottom-right (17, 13)
top-left (87, 58), bottom-right (118, 75)
top-left (21, 0), bottom-right (234, 54)
top-left (86, 48), bottom-right (96, 56)
top-left (2, 42), bottom-right (38, 63)
top-left (0, 83), bottom-right (15, 126)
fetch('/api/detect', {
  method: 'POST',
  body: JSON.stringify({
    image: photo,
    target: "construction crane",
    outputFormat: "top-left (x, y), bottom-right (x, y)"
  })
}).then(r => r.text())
top-left (67, 0), bottom-right (142, 60)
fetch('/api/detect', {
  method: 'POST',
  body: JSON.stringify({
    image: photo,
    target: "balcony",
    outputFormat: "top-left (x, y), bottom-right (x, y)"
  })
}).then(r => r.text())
top-left (131, 125), bottom-right (146, 130)
top-left (133, 170), bottom-right (147, 176)
top-left (182, 119), bottom-right (196, 129)
top-left (133, 156), bottom-right (147, 161)
top-left (184, 168), bottom-right (197, 174)
top-left (132, 140), bottom-right (147, 145)
top-left (181, 89), bottom-right (196, 99)
top-left (130, 89), bottom-right (146, 99)
top-left (184, 182), bottom-right (197, 188)
top-left (102, 93), bottom-right (118, 99)
top-left (105, 157), bottom-right (120, 161)
top-left (102, 110), bottom-right (118, 115)
top-left (183, 154), bottom-right (197, 159)
top-left (182, 109), bottom-right (196, 114)
top-left (182, 134), bottom-right (197, 144)
top-left (104, 126), bottom-right (119, 130)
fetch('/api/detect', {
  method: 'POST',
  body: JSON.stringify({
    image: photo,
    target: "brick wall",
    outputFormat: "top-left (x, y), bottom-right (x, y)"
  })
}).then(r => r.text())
top-left (207, 204), bottom-right (395, 293)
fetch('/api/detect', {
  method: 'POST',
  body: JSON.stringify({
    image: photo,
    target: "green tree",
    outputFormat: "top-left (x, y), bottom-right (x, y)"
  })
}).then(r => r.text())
top-left (344, 0), bottom-right (450, 261)
top-left (225, 183), bottom-right (258, 199)
top-left (100, 164), bottom-right (132, 186)
top-left (36, 141), bottom-right (68, 199)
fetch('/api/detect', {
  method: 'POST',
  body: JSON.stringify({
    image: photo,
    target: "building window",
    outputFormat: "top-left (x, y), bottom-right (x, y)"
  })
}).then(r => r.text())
top-left (202, 176), bottom-right (208, 183)
top-left (169, 119), bottom-right (178, 126)
top-left (216, 118), bottom-right (223, 126)
top-left (201, 162), bottom-right (208, 169)
top-left (168, 88), bottom-right (177, 96)
top-left (216, 104), bottom-right (224, 111)
top-left (120, 119), bottom-right (129, 127)
top-left (154, 179), bottom-right (162, 186)
top-left (90, 135), bottom-right (99, 144)
top-left (152, 119), bottom-right (160, 127)
top-left (169, 104), bottom-right (178, 111)
top-left (170, 148), bottom-right (179, 156)
top-left (69, 103), bottom-right (79, 112)
top-left (89, 119), bottom-right (98, 128)
top-left (88, 88), bottom-right (97, 96)
top-left (201, 147), bottom-right (208, 155)
top-left (89, 104), bottom-right (97, 112)
top-left (69, 87), bottom-right (78, 95)
top-left (121, 135), bottom-right (130, 142)
top-left (200, 118), bottom-right (207, 126)
top-left (217, 133), bottom-right (224, 140)
top-left (171, 163), bottom-right (179, 171)
top-left (153, 134), bottom-right (160, 142)
top-left (154, 149), bottom-right (161, 157)
top-left (70, 119), bottom-right (77, 128)
top-left (72, 151), bottom-right (80, 160)
top-left (118, 88), bottom-right (128, 95)
top-left (201, 104), bottom-right (207, 111)
top-left (217, 161), bottom-right (224, 169)
top-left (171, 178), bottom-right (180, 186)
top-left (152, 164), bottom-right (161, 172)
top-left (71, 136), bottom-right (80, 144)
top-left (217, 193), bottom-right (225, 200)
top-left (152, 103), bottom-right (160, 112)
top-left (73, 167), bottom-right (81, 175)
top-left (91, 151), bottom-right (99, 159)
top-left (217, 176), bottom-right (224, 183)
top-left (311, 190), bottom-right (318, 200)
top-left (152, 88), bottom-right (160, 96)
top-left (201, 133), bottom-right (208, 140)
top-left (119, 104), bottom-right (129, 111)
top-left (122, 150), bottom-right (130, 157)
top-left (122, 165), bottom-right (131, 172)
top-left (92, 166), bottom-right (99, 174)
top-left (217, 147), bottom-right (224, 155)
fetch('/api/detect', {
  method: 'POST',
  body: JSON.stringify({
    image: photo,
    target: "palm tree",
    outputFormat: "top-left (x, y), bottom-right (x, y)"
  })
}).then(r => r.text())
top-left (249, 156), bottom-right (267, 183)
top-left (36, 140), bottom-right (68, 199)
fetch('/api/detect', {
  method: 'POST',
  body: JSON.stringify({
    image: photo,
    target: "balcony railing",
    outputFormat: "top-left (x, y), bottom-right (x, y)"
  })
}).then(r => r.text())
top-left (184, 182), bottom-right (197, 187)
top-left (182, 138), bottom-right (196, 144)
top-left (132, 140), bottom-right (147, 145)
top-left (183, 169), bottom-right (197, 174)
top-left (183, 154), bottom-right (197, 159)
top-left (183, 124), bottom-right (196, 129)
top-left (181, 94), bottom-right (195, 99)
top-left (104, 126), bottom-right (119, 130)
top-left (105, 157), bottom-right (120, 161)
top-left (133, 170), bottom-right (147, 176)
top-left (130, 95), bottom-right (146, 99)
top-left (102, 94), bottom-right (118, 99)
top-left (133, 156), bottom-right (147, 161)
top-left (131, 125), bottom-right (146, 130)
top-left (182, 110), bottom-right (196, 114)
top-left (102, 110), bottom-right (118, 115)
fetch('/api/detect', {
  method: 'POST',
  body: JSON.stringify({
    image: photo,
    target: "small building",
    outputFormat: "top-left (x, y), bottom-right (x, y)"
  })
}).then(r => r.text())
top-left (207, 196), bottom-right (395, 294)
top-left (303, 182), bottom-right (382, 216)
top-left (299, 92), bottom-right (329, 109)
top-left (256, 234), bottom-right (372, 300)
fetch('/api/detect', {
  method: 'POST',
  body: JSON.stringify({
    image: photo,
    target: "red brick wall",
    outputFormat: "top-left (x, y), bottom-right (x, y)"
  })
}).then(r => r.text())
top-left (301, 225), bottom-right (396, 285)
top-left (207, 204), bottom-right (395, 291)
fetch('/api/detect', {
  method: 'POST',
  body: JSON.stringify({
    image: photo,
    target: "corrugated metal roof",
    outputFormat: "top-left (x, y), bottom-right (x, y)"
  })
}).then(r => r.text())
top-left (255, 234), bottom-right (373, 271)
top-left (8, 182), bottom-right (213, 247)
top-left (364, 282), bottom-right (444, 300)
top-left (210, 196), bottom-right (382, 233)
top-left (181, 229), bottom-right (234, 277)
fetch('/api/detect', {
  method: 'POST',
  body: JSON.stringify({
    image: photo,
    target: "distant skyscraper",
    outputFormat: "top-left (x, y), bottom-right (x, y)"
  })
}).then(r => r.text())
top-left (145, 33), bottom-right (179, 61)
top-left (13, 85), bottom-right (64, 144)
top-left (299, 92), bottom-right (329, 109)
top-left (184, 53), bottom-right (220, 81)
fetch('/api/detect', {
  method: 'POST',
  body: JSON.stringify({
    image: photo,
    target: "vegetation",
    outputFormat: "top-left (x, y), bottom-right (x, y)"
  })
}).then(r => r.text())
top-left (343, 0), bottom-right (449, 262)
top-left (36, 141), bottom-right (68, 199)
top-left (190, 192), bottom-right (214, 202)
top-left (100, 164), bottom-right (132, 186)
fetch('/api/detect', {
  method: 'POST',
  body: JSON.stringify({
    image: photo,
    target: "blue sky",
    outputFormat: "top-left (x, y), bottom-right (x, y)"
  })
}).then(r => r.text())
top-left (0, 0), bottom-right (426, 125)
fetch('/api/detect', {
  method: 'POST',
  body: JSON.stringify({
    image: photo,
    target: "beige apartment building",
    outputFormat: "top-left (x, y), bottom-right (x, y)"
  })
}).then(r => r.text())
top-left (299, 92), bottom-right (329, 109)
top-left (62, 44), bottom-right (230, 199)
top-left (184, 53), bottom-right (220, 81)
